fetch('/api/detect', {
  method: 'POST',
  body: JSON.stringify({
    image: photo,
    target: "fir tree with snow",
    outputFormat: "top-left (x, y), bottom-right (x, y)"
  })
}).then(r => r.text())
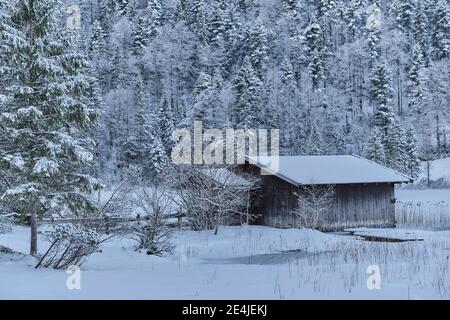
top-left (190, 72), bottom-right (224, 128)
top-left (304, 121), bottom-right (325, 156)
top-left (0, 0), bottom-right (101, 255)
top-left (384, 118), bottom-right (408, 173)
top-left (404, 124), bottom-right (421, 178)
top-left (408, 63), bottom-right (429, 114)
top-left (365, 129), bottom-right (386, 165)
top-left (280, 58), bottom-right (296, 90)
top-left (147, 116), bottom-right (170, 180)
top-left (389, 0), bottom-right (413, 32)
top-left (370, 59), bottom-right (393, 109)
top-left (431, 0), bottom-right (449, 60)
top-left (247, 23), bottom-right (269, 76)
top-left (412, 0), bottom-right (429, 66)
top-left (365, 26), bottom-right (381, 65)
top-left (408, 44), bottom-right (426, 91)
top-left (190, 0), bottom-right (209, 43)
top-left (345, 0), bottom-right (367, 40)
top-left (157, 96), bottom-right (176, 154)
top-left (308, 48), bottom-right (326, 90)
top-left (233, 56), bottom-right (263, 128)
top-left (304, 20), bottom-right (328, 80)
top-left (90, 20), bottom-right (107, 59)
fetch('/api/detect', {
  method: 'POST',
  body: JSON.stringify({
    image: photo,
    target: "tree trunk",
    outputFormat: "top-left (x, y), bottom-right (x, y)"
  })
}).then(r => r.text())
top-left (246, 190), bottom-right (250, 225)
top-left (214, 211), bottom-right (219, 235)
top-left (30, 212), bottom-right (37, 256)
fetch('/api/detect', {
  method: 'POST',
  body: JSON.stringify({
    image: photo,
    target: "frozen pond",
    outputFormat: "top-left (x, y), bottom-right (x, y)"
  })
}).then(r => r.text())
top-left (205, 249), bottom-right (335, 265)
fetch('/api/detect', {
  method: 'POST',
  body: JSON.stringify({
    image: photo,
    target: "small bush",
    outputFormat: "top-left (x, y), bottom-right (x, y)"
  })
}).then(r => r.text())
top-left (129, 187), bottom-right (174, 256)
top-left (36, 224), bottom-right (101, 269)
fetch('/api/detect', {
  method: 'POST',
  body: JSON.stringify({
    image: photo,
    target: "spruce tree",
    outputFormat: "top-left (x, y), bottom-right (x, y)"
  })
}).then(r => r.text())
top-left (118, 0), bottom-right (138, 18)
top-left (148, 123), bottom-right (169, 179)
top-left (191, 72), bottom-right (223, 128)
top-left (366, 27), bottom-right (381, 65)
top-left (209, 0), bottom-right (233, 46)
top-left (133, 0), bottom-right (163, 54)
top-left (135, 108), bottom-right (168, 180)
top-left (404, 125), bottom-right (421, 178)
top-left (99, 0), bottom-right (115, 35)
top-left (370, 59), bottom-right (393, 108)
top-left (408, 44), bottom-right (426, 91)
top-left (384, 118), bottom-right (407, 173)
top-left (191, 72), bottom-right (211, 122)
top-left (431, 0), bottom-right (449, 60)
top-left (317, 0), bottom-right (336, 20)
top-left (304, 20), bottom-right (328, 89)
top-left (191, 0), bottom-right (209, 42)
top-left (370, 60), bottom-right (395, 135)
top-left (304, 21), bottom-right (325, 57)
top-left (157, 96), bottom-right (176, 153)
top-left (304, 121), bottom-right (325, 156)
top-left (409, 64), bottom-right (429, 114)
top-left (233, 56), bottom-right (262, 128)
top-left (389, 0), bottom-right (413, 32)
top-left (125, 75), bottom-right (147, 162)
top-left (133, 15), bottom-right (148, 55)
top-left (308, 48), bottom-right (325, 90)
top-left (345, 0), bottom-right (367, 40)
top-left (90, 20), bottom-right (106, 60)
top-left (280, 58), bottom-right (297, 91)
top-left (412, 0), bottom-right (429, 65)
top-left (365, 129), bottom-right (386, 165)
top-left (247, 23), bottom-right (268, 76)
top-left (0, 0), bottom-right (100, 255)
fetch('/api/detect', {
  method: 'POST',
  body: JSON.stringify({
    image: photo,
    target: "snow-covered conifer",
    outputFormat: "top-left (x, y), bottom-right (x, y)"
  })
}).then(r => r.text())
top-left (365, 128), bottom-right (386, 165)
top-left (0, 0), bottom-right (101, 255)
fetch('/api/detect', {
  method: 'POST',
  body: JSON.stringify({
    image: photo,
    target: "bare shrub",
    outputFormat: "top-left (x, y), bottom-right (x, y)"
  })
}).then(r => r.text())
top-left (169, 165), bottom-right (259, 234)
top-left (35, 224), bottom-right (101, 269)
top-left (128, 186), bottom-right (174, 255)
top-left (294, 185), bottom-right (335, 229)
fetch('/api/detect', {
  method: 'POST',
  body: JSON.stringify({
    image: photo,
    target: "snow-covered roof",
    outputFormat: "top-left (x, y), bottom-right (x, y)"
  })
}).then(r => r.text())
top-left (199, 168), bottom-right (253, 186)
top-left (246, 155), bottom-right (413, 186)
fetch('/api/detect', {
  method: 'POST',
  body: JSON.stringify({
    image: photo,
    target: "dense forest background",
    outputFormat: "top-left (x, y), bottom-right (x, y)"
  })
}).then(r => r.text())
top-left (69, 0), bottom-right (449, 183)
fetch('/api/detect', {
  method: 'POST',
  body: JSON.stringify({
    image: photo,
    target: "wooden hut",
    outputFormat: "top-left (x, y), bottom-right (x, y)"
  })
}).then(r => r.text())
top-left (240, 155), bottom-right (413, 231)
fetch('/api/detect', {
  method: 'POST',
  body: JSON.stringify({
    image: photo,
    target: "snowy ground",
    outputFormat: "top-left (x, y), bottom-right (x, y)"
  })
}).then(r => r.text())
top-left (1, 222), bottom-right (450, 300)
top-left (2, 175), bottom-right (450, 300)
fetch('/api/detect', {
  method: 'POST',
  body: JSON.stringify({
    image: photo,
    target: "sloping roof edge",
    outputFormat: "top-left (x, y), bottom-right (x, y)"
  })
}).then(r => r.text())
top-left (350, 154), bottom-right (414, 182)
top-left (245, 155), bottom-right (414, 186)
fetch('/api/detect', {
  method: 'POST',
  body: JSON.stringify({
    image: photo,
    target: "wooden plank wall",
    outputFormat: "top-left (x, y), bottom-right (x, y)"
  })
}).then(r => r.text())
top-left (324, 183), bottom-right (396, 231)
top-left (261, 175), bottom-right (298, 228)
top-left (260, 177), bottom-right (395, 231)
